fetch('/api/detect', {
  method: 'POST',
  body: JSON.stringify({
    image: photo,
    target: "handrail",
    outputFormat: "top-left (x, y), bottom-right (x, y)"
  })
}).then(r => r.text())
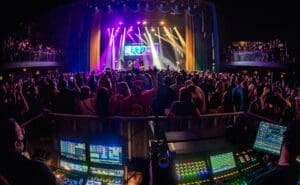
top-left (22, 113), bottom-right (45, 128)
top-left (45, 111), bottom-right (245, 160)
top-left (46, 111), bottom-right (245, 121)
top-left (20, 111), bottom-right (246, 131)
top-left (246, 112), bottom-right (278, 124)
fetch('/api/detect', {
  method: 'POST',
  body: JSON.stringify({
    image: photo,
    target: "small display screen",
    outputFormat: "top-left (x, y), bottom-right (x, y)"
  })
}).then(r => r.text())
top-left (244, 154), bottom-right (250, 161)
top-left (210, 152), bottom-right (237, 174)
top-left (85, 179), bottom-right (102, 185)
top-left (63, 177), bottom-right (85, 185)
top-left (239, 156), bottom-right (245, 163)
top-left (59, 159), bottom-right (88, 173)
top-left (90, 166), bottom-right (124, 177)
top-left (60, 139), bottom-right (86, 161)
top-left (253, 121), bottom-right (287, 156)
top-left (89, 144), bottom-right (123, 165)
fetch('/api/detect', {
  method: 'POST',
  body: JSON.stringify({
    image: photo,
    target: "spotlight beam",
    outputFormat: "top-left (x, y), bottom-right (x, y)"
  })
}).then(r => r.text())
top-left (145, 27), bottom-right (161, 69)
top-left (163, 27), bottom-right (185, 53)
top-left (154, 34), bottom-right (185, 53)
top-left (128, 34), bottom-right (136, 42)
top-left (106, 28), bottom-right (115, 70)
top-left (112, 30), bottom-right (116, 70)
top-left (134, 33), bottom-right (148, 45)
top-left (118, 27), bottom-right (126, 69)
top-left (143, 32), bottom-right (151, 44)
top-left (174, 27), bottom-right (186, 47)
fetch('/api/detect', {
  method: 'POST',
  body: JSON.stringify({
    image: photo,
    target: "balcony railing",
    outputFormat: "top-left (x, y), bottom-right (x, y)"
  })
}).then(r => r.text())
top-left (230, 50), bottom-right (289, 63)
top-left (3, 49), bottom-right (64, 62)
top-left (23, 112), bottom-right (254, 163)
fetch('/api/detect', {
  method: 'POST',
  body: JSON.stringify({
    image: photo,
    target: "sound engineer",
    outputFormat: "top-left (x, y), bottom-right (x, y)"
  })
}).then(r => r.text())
top-left (0, 118), bottom-right (62, 185)
top-left (249, 118), bottom-right (300, 185)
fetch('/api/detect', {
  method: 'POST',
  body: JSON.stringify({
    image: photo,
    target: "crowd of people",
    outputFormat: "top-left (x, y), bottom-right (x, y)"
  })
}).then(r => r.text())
top-left (2, 36), bottom-right (63, 62)
top-left (0, 68), bottom-right (299, 125)
top-left (224, 39), bottom-right (293, 63)
top-left (1, 67), bottom-right (300, 185)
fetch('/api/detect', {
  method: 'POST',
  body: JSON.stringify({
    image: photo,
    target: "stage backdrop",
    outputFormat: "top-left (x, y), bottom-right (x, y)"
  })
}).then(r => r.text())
top-left (28, 1), bottom-right (219, 72)
top-left (89, 1), bottom-right (219, 72)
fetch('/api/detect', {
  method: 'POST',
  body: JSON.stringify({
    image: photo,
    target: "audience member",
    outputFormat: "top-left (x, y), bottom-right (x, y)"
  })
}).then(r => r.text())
top-left (0, 118), bottom-right (58, 185)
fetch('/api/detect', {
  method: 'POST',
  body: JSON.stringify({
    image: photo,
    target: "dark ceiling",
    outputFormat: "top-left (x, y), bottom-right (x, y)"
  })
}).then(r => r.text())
top-left (1, 0), bottom-right (299, 58)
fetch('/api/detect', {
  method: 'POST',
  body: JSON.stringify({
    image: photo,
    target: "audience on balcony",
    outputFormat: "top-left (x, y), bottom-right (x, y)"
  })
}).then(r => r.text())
top-left (2, 36), bottom-right (62, 62)
top-left (224, 39), bottom-right (293, 63)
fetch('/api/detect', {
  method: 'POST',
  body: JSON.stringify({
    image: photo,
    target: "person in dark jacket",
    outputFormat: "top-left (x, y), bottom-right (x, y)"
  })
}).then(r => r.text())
top-left (0, 118), bottom-right (57, 185)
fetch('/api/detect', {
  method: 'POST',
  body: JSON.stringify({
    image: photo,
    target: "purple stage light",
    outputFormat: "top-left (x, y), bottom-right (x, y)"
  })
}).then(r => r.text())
top-left (115, 27), bottom-right (120, 33)
top-left (126, 26), bottom-right (133, 34)
top-left (119, 21), bottom-right (123, 25)
top-left (136, 21), bottom-right (141, 25)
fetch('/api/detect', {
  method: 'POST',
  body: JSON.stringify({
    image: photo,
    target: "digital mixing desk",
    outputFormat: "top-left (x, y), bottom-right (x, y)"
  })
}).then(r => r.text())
top-left (50, 138), bottom-right (126, 185)
top-left (166, 138), bottom-right (268, 185)
top-left (162, 121), bottom-right (294, 185)
top-left (53, 159), bottom-right (89, 185)
top-left (53, 159), bottom-right (125, 185)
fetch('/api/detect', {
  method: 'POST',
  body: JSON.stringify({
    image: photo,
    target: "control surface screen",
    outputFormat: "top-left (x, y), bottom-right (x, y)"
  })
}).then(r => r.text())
top-left (59, 159), bottom-right (88, 173)
top-left (89, 144), bottom-right (123, 165)
top-left (253, 121), bottom-right (287, 156)
top-left (60, 139), bottom-right (86, 161)
top-left (210, 152), bottom-right (236, 174)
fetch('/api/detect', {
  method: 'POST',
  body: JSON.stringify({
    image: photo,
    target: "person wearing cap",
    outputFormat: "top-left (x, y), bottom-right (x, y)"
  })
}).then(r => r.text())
top-left (120, 69), bottom-right (157, 116)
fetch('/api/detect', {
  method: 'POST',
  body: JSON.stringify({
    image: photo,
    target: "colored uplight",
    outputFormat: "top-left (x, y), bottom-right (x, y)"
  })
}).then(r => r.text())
top-left (136, 21), bottom-right (141, 25)
top-left (142, 21), bottom-right (147, 25)
top-left (119, 21), bottom-right (123, 25)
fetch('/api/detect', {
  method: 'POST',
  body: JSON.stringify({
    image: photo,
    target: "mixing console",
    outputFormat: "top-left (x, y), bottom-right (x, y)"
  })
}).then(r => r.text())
top-left (175, 160), bottom-right (210, 185)
top-left (170, 149), bottom-right (267, 185)
top-left (86, 166), bottom-right (124, 185)
top-left (53, 169), bottom-right (86, 185)
top-left (85, 176), bottom-right (123, 185)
